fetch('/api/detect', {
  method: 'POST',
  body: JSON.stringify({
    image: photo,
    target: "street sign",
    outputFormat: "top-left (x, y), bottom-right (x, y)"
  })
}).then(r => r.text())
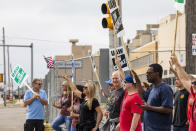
top-left (55, 60), bottom-right (82, 68)
top-left (110, 47), bottom-right (129, 71)
top-left (10, 65), bottom-right (28, 88)
top-left (0, 74), bottom-right (3, 83)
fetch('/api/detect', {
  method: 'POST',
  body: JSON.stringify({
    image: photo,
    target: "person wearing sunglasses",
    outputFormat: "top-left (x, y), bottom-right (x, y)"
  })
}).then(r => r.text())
top-left (23, 79), bottom-right (48, 131)
top-left (62, 74), bottom-right (103, 131)
top-left (51, 81), bottom-right (72, 131)
top-left (137, 63), bottom-right (173, 131)
top-left (170, 53), bottom-right (196, 131)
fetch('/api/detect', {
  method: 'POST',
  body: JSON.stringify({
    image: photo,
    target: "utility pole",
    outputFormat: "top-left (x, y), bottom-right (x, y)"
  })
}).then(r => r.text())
top-left (31, 43), bottom-right (33, 84)
top-left (185, 0), bottom-right (196, 74)
top-left (2, 27), bottom-right (6, 107)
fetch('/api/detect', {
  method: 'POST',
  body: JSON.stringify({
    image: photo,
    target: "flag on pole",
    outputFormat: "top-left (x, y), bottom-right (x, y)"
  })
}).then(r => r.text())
top-left (44, 56), bottom-right (54, 69)
top-left (174, 0), bottom-right (185, 13)
top-left (71, 54), bottom-right (74, 82)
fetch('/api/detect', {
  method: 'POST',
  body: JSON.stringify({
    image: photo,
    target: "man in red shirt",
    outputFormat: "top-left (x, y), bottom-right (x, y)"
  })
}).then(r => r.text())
top-left (170, 53), bottom-right (196, 131)
top-left (119, 74), bottom-right (143, 131)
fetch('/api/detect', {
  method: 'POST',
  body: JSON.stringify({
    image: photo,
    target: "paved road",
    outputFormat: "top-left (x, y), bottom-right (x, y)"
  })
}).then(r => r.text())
top-left (0, 98), bottom-right (26, 131)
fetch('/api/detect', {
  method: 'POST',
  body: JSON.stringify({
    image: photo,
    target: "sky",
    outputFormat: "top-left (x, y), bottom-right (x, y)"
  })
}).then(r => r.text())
top-left (0, 0), bottom-right (176, 88)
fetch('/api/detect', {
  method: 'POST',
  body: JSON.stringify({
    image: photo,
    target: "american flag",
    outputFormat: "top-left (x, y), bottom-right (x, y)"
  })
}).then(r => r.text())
top-left (44, 56), bottom-right (54, 69)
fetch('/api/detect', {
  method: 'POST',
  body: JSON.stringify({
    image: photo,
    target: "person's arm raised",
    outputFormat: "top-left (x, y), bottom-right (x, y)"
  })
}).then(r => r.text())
top-left (131, 70), bottom-right (144, 97)
top-left (170, 53), bottom-right (191, 93)
top-left (115, 54), bottom-right (125, 80)
top-left (62, 74), bottom-right (82, 98)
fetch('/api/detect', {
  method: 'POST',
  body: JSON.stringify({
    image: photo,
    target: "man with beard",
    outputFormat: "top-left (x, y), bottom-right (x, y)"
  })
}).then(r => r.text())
top-left (137, 64), bottom-right (173, 131)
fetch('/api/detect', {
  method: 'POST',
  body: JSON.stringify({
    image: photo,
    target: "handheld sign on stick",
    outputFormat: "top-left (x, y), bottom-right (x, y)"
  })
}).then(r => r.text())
top-left (173, 0), bottom-right (185, 53)
top-left (120, 36), bottom-right (136, 83)
top-left (172, 10), bottom-right (179, 54)
top-left (107, 0), bottom-right (124, 37)
top-left (88, 50), bottom-right (103, 90)
top-left (10, 65), bottom-right (36, 94)
top-left (106, 0), bottom-right (135, 82)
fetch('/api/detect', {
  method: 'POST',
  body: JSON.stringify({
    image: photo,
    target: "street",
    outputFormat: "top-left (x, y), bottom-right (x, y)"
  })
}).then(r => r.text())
top-left (0, 98), bottom-right (26, 131)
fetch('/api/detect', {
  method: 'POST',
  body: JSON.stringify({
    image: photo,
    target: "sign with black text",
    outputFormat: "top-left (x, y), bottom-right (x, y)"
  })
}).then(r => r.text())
top-left (107, 0), bottom-right (124, 37)
top-left (110, 47), bottom-right (129, 71)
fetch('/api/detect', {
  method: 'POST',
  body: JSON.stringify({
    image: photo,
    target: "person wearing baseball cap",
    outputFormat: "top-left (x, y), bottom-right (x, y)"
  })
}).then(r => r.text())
top-left (119, 74), bottom-right (143, 131)
top-left (105, 78), bottom-right (115, 92)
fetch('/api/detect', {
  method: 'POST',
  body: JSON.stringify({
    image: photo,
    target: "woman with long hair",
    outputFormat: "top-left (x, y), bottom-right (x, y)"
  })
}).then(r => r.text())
top-left (62, 74), bottom-right (103, 131)
top-left (51, 81), bottom-right (72, 131)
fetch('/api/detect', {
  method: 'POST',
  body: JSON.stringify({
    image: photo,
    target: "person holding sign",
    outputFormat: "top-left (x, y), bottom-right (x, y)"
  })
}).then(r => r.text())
top-left (170, 53), bottom-right (196, 131)
top-left (23, 79), bottom-right (48, 131)
top-left (137, 64), bottom-right (173, 131)
top-left (62, 74), bottom-right (103, 131)
top-left (51, 81), bottom-right (72, 131)
top-left (119, 74), bottom-right (143, 131)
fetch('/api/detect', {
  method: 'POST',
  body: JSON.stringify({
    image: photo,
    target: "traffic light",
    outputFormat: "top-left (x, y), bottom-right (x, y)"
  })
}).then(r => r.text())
top-left (0, 74), bottom-right (3, 83)
top-left (101, 3), bottom-right (113, 30)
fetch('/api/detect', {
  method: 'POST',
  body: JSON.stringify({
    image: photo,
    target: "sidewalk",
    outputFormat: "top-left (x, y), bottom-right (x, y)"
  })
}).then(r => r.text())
top-left (0, 98), bottom-right (24, 108)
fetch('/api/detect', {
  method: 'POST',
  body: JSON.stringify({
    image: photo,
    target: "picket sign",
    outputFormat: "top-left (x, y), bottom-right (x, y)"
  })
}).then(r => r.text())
top-left (120, 37), bottom-right (136, 82)
top-left (172, 10), bottom-right (179, 54)
top-left (88, 50), bottom-right (103, 90)
top-left (10, 65), bottom-right (36, 94)
top-left (107, 0), bottom-right (124, 37)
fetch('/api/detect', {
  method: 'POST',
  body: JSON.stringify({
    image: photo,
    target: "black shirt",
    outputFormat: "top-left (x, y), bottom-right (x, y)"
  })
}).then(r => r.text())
top-left (108, 88), bottom-right (125, 119)
top-left (79, 93), bottom-right (100, 124)
top-left (173, 89), bottom-right (189, 126)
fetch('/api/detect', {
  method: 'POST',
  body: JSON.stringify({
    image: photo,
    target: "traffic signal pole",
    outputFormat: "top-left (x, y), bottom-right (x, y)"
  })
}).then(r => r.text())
top-left (185, 0), bottom-right (196, 74)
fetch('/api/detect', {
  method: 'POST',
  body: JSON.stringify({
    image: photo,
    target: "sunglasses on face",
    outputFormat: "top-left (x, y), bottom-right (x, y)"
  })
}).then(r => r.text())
top-left (35, 83), bottom-right (42, 85)
top-left (83, 86), bottom-right (88, 89)
top-left (192, 81), bottom-right (196, 85)
top-left (146, 71), bottom-right (156, 76)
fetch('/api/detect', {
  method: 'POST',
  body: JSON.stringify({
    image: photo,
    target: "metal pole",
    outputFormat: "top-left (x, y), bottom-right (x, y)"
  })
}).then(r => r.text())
top-left (31, 43), bottom-right (33, 83)
top-left (7, 46), bottom-right (10, 97)
top-left (2, 27), bottom-right (6, 107)
top-left (10, 64), bottom-right (14, 97)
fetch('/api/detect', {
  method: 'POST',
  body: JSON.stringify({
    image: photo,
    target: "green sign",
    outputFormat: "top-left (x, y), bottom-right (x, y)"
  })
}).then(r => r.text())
top-left (10, 65), bottom-right (28, 87)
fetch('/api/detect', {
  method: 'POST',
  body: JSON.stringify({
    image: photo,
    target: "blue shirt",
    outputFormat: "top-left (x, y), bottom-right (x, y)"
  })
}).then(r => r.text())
top-left (143, 83), bottom-right (173, 131)
top-left (24, 89), bottom-right (48, 120)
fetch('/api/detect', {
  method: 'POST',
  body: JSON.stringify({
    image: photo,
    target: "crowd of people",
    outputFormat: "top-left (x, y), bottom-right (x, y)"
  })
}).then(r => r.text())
top-left (23, 53), bottom-right (196, 131)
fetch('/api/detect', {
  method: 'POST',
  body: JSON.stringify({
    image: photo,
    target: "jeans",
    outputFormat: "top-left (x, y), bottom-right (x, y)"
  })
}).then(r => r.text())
top-left (173, 126), bottom-right (189, 131)
top-left (51, 114), bottom-right (72, 131)
top-left (70, 125), bottom-right (76, 131)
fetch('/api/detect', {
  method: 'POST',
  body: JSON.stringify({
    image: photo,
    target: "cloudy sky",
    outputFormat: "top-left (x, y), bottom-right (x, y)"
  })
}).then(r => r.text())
top-left (0, 0), bottom-right (176, 88)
